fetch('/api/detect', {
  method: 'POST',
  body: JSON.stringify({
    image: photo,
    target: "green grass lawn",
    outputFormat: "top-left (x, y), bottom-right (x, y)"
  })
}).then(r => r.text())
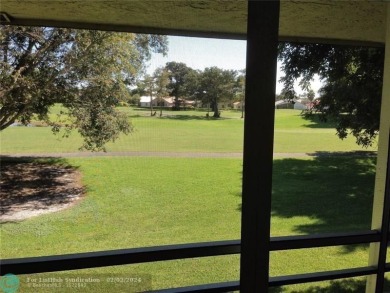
top-left (1, 156), bottom-right (377, 292)
top-left (0, 108), bottom-right (381, 292)
top-left (0, 108), bottom-right (377, 154)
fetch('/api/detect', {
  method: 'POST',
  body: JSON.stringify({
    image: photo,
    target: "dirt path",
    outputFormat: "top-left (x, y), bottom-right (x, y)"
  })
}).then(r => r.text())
top-left (1, 161), bottom-right (84, 223)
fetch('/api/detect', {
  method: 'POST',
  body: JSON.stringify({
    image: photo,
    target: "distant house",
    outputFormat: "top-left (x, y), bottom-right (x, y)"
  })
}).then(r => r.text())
top-left (139, 96), bottom-right (195, 108)
top-left (218, 101), bottom-right (232, 109)
top-left (161, 97), bottom-right (195, 108)
top-left (159, 97), bottom-right (174, 107)
top-left (139, 96), bottom-right (173, 107)
top-left (275, 100), bottom-right (294, 109)
top-left (183, 100), bottom-right (196, 108)
top-left (293, 101), bottom-right (307, 110)
top-left (275, 100), bottom-right (307, 110)
top-left (200, 101), bottom-right (231, 110)
top-left (139, 96), bottom-right (156, 107)
top-left (233, 101), bottom-right (245, 110)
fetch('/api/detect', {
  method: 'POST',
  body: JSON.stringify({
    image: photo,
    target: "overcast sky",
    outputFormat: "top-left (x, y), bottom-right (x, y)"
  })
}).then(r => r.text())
top-left (146, 35), bottom-right (322, 95)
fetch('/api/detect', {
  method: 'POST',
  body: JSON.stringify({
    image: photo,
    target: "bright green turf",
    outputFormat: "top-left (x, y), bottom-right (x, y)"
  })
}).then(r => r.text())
top-left (1, 156), bottom-right (377, 292)
top-left (0, 107), bottom-right (381, 291)
top-left (0, 108), bottom-right (377, 154)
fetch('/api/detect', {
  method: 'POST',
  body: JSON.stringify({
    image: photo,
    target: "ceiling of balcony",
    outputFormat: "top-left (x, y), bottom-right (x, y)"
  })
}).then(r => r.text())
top-left (0, 0), bottom-right (387, 45)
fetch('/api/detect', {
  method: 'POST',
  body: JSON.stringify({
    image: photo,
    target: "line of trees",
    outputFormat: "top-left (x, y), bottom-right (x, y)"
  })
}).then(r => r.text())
top-left (1, 25), bottom-right (384, 150)
top-left (134, 62), bottom-right (245, 118)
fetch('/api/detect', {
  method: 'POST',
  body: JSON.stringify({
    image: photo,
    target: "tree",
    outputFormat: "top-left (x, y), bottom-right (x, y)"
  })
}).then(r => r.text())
top-left (182, 69), bottom-right (201, 109)
top-left (199, 67), bottom-right (237, 118)
top-left (164, 62), bottom-right (193, 110)
top-left (235, 70), bottom-right (246, 118)
top-left (275, 94), bottom-right (285, 101)
top-left (278, 43), bottom-right (384, 147)
top-left (141, 74), bottom-right (156, 116)
top-left (153, 67), bottom-right (170, 116)
top-left (306, 89), bottom-right (315, 102)
top-left (127, 93), bottom-right (141, 106)
top-left (0, 26), bottom-right (167, 150)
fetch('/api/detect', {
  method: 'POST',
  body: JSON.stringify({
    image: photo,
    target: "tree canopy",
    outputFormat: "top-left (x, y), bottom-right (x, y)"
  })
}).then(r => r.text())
top-left (153, 67), bottom-right (170, 116)
top-left (139, 63), bottom-right (240, 117)
top-left (278, 43), bottom-right (384, 147)
top-left (164, 61), bottom-right (196, 110)
top-left (199, 67), bottom-right (237, 117)
top-left (0, 26), bottom-right (167, 151)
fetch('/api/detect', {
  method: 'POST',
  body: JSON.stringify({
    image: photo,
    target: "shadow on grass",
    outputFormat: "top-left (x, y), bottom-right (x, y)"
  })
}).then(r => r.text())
top-left (308, 151), bottom-right (377, 157)
top-left (0, 156), bottom-right (83, 223)
top-left (159, 114), bottom-right (231, 121)
top-left (127, 113), bottom-right (228, 120)
top-left (301, 112), bottom-right (338, 129)
top-left (271, 156), bottom-right (376, 235)
top-left (237, 156), bottom-right (376, 252)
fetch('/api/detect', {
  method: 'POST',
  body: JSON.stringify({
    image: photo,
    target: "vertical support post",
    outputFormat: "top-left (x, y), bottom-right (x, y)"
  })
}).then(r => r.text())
top-left (375, 135), bottom-right (390, 292)
top-left (240, 1), bottom-right (280, 292)
top-left (366, 3), bottom-right (390, 293)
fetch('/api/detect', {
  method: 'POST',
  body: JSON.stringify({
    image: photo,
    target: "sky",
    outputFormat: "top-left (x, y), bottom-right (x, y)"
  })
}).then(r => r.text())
top-left (146, 36), bottom-right (322, 95)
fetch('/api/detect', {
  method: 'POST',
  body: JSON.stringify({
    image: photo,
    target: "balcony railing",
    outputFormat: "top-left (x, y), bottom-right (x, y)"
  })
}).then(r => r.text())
top-left (1, 230), bottom-right (389, 292)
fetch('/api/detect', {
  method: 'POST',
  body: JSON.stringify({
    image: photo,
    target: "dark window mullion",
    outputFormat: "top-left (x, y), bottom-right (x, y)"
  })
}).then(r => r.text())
top-left (375, 132), bottom-right (390, 292)
top-left (239, 1), bottom-right (280, 292)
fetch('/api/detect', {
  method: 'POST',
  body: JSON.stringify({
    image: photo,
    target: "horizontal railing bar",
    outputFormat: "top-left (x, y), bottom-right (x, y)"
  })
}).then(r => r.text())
top-left (145, 266), bottom-right (379, 292)
top-left (270, 230), bottom-right (380, 251)
top-left (269, 266), bottom-right (377, 287)
top-left (1, 230), bottom-right (381, 275)
top-left (0, 240), bottom-right (240, 275)
top-left (386, 263), bottom-right (390, 272)
top-left (147, 281), bottom-right (240, 293)
top-left (149, 266), bottom-right (379, 292)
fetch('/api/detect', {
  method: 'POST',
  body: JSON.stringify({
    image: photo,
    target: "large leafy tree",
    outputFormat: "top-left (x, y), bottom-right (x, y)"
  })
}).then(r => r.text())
top-left (278, 43), bottom-right (384, 147)
top-left (199, 67), bottom-right (237, 118)
top-left (182, 69), bottom-right (201, 106)
top-left (164, 61), bottom-right (194, 110)
top-left (0, 26), bottom-right (167, 150)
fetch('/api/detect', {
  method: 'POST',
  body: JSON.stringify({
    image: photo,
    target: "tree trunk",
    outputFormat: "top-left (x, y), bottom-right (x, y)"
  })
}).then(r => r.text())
top-left (241, 99), bottom-right (244, 118)
top-left (213, 102), bottom-right (220, 118)
top-left (173, 96), bottom-right (180, 110)
top-left (150, 94), bottom-right (154, 116)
